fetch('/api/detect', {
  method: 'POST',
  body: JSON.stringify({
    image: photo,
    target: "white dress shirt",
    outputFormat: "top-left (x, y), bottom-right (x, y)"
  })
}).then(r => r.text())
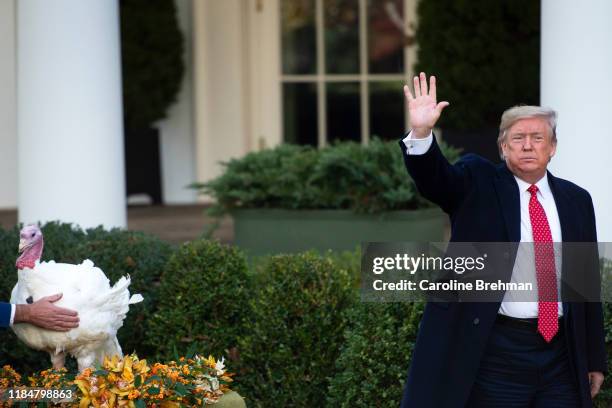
top-left (9, 304), bottom-right (15, 326)
top-left (402, 131), bottom-right (563, 317)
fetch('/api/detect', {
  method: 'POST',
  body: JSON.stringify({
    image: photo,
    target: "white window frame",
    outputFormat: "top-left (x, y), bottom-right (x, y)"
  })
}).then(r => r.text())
top-left (246, 0), bottom-right (417, 150)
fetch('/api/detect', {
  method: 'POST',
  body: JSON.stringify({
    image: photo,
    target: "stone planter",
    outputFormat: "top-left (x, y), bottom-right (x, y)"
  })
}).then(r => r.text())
top-left (232, 208), bottom-right (448, 256)
top-left (210, 391), bottom-right (246, 407)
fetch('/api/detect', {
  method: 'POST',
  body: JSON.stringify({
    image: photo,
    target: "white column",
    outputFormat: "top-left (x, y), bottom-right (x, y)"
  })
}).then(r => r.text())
top-left (0, 0), bottom-right (17, 209)
top-left (193, 0), bottom-right (249, 201)
top-left (17, 0), bottom-right (126, 228)
top-left (245, 0), bottom-right (282, 151)
top-left (542, 0), bottom-right (612, 241)
top-left (158, 0), bottom-right (197, 205)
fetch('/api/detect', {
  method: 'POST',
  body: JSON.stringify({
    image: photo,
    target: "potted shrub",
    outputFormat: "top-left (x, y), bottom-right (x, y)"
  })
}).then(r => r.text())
top-left (193, 138), bottom-right (460, 256)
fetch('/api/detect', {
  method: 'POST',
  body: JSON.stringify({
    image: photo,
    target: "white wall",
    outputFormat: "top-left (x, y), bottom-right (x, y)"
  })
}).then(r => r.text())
top-left (245, 0), bottom-right (282, 151)
top-left (157, 0), bottom-right (197, 204)
top-left (542, 0), bottom-right (612, 241)
top-left (193, 0), bottom-right (250, 198)
top-left (0, 0), bottom-right (17, 209)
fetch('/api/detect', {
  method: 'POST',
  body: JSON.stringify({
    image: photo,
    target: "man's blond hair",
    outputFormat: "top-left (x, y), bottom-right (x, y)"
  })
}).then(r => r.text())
top-left (497, 105), bottom-right (557, 159)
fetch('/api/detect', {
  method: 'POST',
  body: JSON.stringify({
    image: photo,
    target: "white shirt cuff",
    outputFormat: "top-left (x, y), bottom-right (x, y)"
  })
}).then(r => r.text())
top-left (9, 304), bottom-right (15, 326)
top-left (402, 130), bottom-right (433, 155)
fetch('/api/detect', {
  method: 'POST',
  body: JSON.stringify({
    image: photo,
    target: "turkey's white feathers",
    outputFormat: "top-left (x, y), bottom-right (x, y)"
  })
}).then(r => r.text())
top-left (10, 259), bottom-right (143, 371)
top-left (129, 294), bottom-right (144, 304)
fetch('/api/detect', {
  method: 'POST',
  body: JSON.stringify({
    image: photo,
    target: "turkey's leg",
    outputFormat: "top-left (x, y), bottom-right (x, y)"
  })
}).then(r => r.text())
top-left (50, 351), bottom-right (65, 370)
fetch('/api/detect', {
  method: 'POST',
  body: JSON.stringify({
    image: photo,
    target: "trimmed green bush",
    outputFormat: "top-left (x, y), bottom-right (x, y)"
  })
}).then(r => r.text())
top-left (415, 0), bottom-right (540, 130)
top-left (196, 144), bottom-right (320, 215)
top-left (146, 239), bottom-right (252, 362)
top-left (323, 247), bottom-right (362, 287)
top-left (1, 223), bottom-right (609, 406)
top-left (38, 222), bottom-right (88, 263)
top-left (194, 138), bottom-right (460, 215)
top-left (236, 252), bottom-right (355, 407)
top-left (327, 302), bottom-right (424, 407)
top-left (310, 140), bottom-right (419, 212)
top-left (596, 259), bottom-right (612, 407)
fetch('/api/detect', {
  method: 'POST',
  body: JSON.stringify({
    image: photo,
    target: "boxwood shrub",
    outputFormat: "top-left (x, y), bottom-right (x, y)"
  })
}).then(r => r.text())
top-left (596, 259), bottom-right (612, 407)
top-left (146, 239), bottom-right (252, 362)
top-left (1, 223), bottom-right (610, 407)
top-left (327, 302), bottom-right (424, 407)
top-left (236, 252), bottom-right (355, 407)
top-left (194, 138), bottom-right (460, 215)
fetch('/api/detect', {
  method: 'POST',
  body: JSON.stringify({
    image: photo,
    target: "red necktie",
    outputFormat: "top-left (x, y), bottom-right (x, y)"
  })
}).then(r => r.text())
top-left (527, 184), bottom-right (558, 342)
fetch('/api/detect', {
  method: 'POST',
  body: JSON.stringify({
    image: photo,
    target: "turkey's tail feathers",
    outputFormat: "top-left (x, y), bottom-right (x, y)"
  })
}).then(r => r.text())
top-left (129, 294), bottom-right (144, 304)
top-left (91, 275), bottom-right (144, 334)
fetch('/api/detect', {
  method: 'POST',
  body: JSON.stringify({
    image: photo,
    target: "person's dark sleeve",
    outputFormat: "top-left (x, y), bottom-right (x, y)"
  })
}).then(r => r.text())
top-left (0, 302), bottom-right (11, 328)
top-left (397, 133), bottom-right (472, 214)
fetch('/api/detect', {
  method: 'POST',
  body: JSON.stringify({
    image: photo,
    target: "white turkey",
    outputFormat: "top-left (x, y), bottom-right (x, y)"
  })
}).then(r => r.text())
top-left (10, 224), bottom-right (143, 372)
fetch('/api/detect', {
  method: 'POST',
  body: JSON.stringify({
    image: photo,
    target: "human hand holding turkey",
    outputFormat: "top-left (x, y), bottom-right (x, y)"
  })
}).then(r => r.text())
top-left (14, 293), bottom-right (79, 331)
top-left (403, 72), bottom-right (450, 139)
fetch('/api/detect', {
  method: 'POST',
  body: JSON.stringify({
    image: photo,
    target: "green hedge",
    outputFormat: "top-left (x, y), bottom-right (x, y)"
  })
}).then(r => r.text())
top-left (194, 138), bottom-right (460, 215)
top-left (146, 240), bottom-right (252, 361)
top-left (597, 258), bottom-right (612, 407)
top-left (327, 302), bottom-right (424, 407)
top-left (236, 252), bottom-right (355, 407)
top-left (598, 302), bottom-right (612, 407)
top-left (1, 224), bottom-right (610, 406)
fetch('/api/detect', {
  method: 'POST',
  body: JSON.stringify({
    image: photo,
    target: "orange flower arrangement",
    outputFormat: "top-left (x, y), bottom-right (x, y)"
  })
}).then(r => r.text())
top-left (0, 353), bottom-right (234, 408)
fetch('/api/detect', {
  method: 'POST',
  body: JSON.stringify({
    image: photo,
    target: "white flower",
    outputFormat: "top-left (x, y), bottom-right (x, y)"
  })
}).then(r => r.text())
top-left (196, 381), bottom-right (212, 392)
top-left (215, 357), bottom-right (226, 376)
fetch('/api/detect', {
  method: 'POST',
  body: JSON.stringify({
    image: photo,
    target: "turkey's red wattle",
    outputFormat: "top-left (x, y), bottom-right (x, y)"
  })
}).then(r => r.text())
top-left (16, 237), bottom-right (44, 270)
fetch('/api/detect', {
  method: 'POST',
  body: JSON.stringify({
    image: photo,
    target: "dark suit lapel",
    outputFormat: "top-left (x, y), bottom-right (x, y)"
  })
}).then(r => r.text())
top-left (546, 170), bottom-right (576, 319)
top-left (547, 171), bottom-right (578, 242)
top-left (493, 163), bottom-right (521, 242)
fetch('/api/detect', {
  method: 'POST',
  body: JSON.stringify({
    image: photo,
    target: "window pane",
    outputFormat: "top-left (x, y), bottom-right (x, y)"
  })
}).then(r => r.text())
top-left (370, 81), bottom-right (404, 140)
top-left (327, 82), bottom-right (361, 143)
top-left (368, 0), bottom-right (405, 73)
top-left (281, 0), bottom-right (316, 74)
top-left (283, 83), bottom-right (318, 146)
top-left (324, 0), bottom-right (359, 74)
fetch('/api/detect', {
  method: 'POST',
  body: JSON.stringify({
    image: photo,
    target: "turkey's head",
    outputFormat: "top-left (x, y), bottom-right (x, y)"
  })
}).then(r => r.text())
top-left (16, 224), bottom-right (44, 270)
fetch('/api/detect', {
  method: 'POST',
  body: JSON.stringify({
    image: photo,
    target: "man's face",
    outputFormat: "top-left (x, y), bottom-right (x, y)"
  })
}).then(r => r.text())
top-left (501, 117), bottom-right (556, 182)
